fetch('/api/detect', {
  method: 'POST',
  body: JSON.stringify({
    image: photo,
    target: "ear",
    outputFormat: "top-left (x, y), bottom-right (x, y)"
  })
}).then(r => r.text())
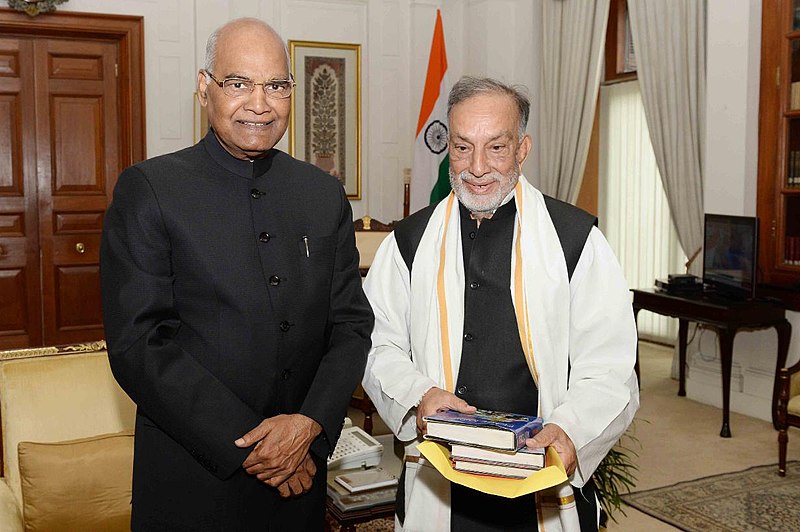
top-left (516, 134), bottom-right (532, 168)
top-left (197, 70), bottom-right (209, 106)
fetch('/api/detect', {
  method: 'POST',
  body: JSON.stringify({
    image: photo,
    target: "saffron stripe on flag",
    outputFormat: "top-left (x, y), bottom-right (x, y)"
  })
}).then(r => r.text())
top-left (411, 9), bottom-right (451, 213)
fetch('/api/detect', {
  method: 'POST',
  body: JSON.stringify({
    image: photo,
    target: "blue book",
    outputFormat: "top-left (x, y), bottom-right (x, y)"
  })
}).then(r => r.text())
top-left (423, 409), bottom-right (543, 451)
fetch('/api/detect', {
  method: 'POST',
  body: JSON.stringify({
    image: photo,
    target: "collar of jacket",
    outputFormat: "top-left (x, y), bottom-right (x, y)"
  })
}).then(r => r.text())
top-left (202, 128), bottom-right (277, 179)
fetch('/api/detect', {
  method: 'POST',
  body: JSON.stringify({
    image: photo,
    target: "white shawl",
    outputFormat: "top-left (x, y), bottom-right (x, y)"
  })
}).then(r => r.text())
top-left (363, 175), bottom-right (639, 531)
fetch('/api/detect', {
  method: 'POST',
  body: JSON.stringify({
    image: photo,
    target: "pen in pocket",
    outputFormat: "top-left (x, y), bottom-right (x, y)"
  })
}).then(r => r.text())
top-left (302, 235), bottom-right (309, 257)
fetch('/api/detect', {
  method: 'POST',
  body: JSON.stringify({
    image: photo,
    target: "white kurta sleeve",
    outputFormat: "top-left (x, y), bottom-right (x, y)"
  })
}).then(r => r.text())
top-left (546, 226), bottom-right (640, 486)
top-left (361, 233), bottom-right (438, 442)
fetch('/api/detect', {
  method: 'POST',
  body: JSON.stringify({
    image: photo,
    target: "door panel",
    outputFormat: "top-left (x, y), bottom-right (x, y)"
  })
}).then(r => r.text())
top-left (34, 38), bottom-right (119, 345)
top-left (0, 38), bottom-right (40, 348)
top-left (0, 11), bottom-right (144, 349)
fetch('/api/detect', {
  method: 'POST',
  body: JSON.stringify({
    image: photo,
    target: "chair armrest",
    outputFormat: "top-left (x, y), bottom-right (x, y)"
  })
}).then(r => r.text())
top-left (0, 479), bottom-right (23, 532)
top-left (780, 358), bottom-right (800, 407)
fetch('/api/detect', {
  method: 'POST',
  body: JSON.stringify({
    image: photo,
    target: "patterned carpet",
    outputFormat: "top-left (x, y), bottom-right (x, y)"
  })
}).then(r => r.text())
top-left (622, 461), bottom-right (800, 531)
top-left (325, 515), bottom-right (394, 531)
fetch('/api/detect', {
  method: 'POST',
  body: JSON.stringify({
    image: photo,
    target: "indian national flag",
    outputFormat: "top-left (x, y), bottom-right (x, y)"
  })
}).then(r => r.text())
top-left (411, 9), bottom-right (451, 213)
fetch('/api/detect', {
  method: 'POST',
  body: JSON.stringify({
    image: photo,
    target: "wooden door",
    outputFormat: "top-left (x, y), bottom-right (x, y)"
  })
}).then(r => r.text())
top-left (0, 34), bottom-right (121, 347)
top-left (35, 38), bottom-right (120, 345)
top-left (0, 37), bottom-right (41, 348)
top-left (0, 9), bottom-right (145, 348)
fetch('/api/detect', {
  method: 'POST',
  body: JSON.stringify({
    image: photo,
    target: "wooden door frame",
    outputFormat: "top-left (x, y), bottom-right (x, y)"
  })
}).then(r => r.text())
top-left (0, 8), bottom-right (146, 165)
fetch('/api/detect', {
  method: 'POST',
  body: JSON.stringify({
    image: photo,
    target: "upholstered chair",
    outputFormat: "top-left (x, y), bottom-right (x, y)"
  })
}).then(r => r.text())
top-left (354, 215), bottom-right (395, 278)
top-left (777, 359), bottom-right (800, 476)
top-left (0, 342), bottom-right (135, 530)
top-left (352, 216), bottom-right (395, 433)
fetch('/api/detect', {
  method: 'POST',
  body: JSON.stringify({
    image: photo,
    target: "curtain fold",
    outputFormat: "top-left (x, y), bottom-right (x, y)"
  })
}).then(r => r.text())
top-left (627, 0), bottom-right (706, 273)
top-left (599, 81), bottom-right (686, 342)
top-left (538, 0), bottom-right (610, 202)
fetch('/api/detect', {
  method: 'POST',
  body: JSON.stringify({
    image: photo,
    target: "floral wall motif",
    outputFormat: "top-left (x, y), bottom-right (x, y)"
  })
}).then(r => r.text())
top-left (289, 40), bottom-right (360, 199)
top-left (304, 57), bottom-right (347, 184)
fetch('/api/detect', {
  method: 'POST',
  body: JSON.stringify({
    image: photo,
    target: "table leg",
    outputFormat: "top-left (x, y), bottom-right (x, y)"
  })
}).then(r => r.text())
top-left (773, 319), bottom-right (793, 429)
top-left (678, 319), bottom-right (688, 397)
top-left (718, 327), bottom-right (735, 438)
top-left (632, 305), bottom-right (641, 384)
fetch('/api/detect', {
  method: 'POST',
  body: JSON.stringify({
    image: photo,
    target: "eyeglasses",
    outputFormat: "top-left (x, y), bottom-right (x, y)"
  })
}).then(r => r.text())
top-left (204, 71), bottom-right (295, 99)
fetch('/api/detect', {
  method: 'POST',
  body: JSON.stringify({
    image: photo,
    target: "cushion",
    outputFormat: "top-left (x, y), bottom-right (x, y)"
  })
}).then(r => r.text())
top-left (789, 394), bottom-right (800, 417)
top-left (0, 350), bottom-right (136, 504)
top-left (18, 431), bottom-right (133, 532)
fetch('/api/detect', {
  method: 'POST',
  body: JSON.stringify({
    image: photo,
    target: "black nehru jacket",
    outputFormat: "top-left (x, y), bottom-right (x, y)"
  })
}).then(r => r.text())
top-left (101, 131), bottom-right (373, 530)
top-left (450, 199), bottom-right (540, 532)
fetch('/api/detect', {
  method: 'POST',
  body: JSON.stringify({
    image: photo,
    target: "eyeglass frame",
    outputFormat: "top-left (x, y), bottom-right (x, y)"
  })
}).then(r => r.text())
top-left (203, 70), bottom-right (296, 100)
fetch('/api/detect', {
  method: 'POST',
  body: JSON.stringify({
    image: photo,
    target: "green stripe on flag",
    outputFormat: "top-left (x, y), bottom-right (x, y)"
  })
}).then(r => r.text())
top-left (429, 154), bottom-right (451, 204)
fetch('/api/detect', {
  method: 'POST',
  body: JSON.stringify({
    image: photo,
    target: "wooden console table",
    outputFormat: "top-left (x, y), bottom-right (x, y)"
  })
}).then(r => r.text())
top-left (631, 289), bottom-right (792, 437)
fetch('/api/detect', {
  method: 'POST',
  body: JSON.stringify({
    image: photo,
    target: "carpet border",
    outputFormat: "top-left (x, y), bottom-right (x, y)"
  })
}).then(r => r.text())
top-left (620, 460), bottom-right (799, 532)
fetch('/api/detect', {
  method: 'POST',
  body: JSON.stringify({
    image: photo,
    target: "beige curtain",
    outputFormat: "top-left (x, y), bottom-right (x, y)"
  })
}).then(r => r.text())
top-left (627, 0), bottom-right (706, 272)
top-left (599, 81), bottom-right (686, 342)
top-left (538, 0), bottom-right (610, 202)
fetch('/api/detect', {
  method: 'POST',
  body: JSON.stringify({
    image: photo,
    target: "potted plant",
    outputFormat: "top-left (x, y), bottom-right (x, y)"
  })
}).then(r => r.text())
top-left (594, 429), bottom-right (640, 528)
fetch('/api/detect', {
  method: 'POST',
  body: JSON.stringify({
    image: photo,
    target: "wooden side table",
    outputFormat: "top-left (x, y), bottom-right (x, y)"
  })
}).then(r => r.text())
top-left (632, 288), bottom-right (791, 437)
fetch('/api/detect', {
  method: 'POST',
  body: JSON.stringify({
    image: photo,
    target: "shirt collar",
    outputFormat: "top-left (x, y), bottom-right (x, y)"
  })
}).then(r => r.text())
top-left (201, 129), bottom-right (277, 179)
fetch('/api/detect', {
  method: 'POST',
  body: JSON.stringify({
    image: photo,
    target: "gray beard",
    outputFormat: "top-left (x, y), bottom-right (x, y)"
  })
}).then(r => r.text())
top-left (449, 168), bottom-right (519, 213)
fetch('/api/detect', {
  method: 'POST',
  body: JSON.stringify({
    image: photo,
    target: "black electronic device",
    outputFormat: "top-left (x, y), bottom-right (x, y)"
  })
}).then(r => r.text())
top-left (667, 273), bottom-right (700, 285)
top-left (702, 214), bottom-right (758, 300)
top-left (655, 277), bottom-right (703, 295)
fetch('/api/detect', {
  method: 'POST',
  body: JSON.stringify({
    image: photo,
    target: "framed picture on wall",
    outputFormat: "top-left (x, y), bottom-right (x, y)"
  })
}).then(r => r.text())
top-left (289, 40), bottom-right (361, 199)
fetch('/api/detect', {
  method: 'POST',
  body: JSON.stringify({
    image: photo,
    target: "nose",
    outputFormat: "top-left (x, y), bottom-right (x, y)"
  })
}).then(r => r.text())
top-left (243, 85), bottom-right (272, 114)
top-left (469, 149), bottom-right (490, 178)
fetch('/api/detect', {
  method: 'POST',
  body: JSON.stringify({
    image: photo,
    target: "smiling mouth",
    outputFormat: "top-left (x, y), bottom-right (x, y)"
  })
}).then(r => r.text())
top-left (238, 120), bottom-right (273, 128)
top-left (465, 181), bottom-right (495, 193)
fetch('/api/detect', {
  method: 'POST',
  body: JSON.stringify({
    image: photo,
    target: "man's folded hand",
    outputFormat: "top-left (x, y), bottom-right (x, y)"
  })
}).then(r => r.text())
top-left (276, 454), bottom-right (317, 498)
top-left (235, 413), bottom-right (322, 487)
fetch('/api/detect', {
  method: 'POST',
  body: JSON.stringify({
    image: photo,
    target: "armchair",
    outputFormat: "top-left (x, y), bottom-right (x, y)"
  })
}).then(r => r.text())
top-left (0, 342), bottom-right (135, 530)
top-left (777, 358), bottom-right (800, 476)
top-left (352, 216), bottom-right (395, 433)
top-left (354, 215), bottom-right (395, 277)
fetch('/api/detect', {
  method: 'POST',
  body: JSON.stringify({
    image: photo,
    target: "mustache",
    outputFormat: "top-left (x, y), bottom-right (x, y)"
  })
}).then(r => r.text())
top-left (449, 169), bottom-right (504, 182)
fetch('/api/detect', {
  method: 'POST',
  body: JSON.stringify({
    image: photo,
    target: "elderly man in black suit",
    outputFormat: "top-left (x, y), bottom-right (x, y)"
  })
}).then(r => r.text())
top-left (100, 17), bottom-right (373, 530)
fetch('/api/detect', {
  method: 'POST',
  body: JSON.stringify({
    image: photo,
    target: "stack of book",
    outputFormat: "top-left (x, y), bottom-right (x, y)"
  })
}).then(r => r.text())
top-left (423, 408), bottom-right (545, 479)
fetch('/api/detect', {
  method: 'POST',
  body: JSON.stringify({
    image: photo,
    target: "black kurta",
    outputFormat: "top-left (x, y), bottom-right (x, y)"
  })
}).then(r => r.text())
top-left (450, 200), bottom-right (540, 531)
top-left (101, 131), bottom-right (373, 530)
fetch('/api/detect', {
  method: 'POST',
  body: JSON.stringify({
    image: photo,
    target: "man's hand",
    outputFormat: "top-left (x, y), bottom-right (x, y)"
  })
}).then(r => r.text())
top-left (235, 414), bottom-right (322, 487)
top-left (415, 387), bottom-right (476, 434)
top-left (526, 423), bottom-right (577, 475)
top-left (275, 454), bottom-right (317, 498)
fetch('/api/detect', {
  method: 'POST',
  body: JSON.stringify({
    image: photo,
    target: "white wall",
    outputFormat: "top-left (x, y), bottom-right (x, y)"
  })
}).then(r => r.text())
top-left (61, 0), bottom-right (540, 222)
top-left (691, 0), bottom-right (800, 423)
top-left (65, 0), bottom-right (196, 158)
top-left (58, 0), bottom-right (797, 423)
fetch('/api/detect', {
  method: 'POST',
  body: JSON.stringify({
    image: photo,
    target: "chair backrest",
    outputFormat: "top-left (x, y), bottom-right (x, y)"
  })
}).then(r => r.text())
top-left (0, 342), bottom-right (136, 503)
top-left (354, 215), bottom-right (394, 276)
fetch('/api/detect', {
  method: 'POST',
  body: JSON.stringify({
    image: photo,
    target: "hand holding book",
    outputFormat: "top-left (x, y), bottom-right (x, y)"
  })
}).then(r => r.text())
top-left (415, 386), bottom-right (476, 434)
top-left (525, 423), bottom-right (576, 476)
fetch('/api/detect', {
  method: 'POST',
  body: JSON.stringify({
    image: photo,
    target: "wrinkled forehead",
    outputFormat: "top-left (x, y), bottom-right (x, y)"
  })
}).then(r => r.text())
top-left (449, 94), bottom-right (520, 141)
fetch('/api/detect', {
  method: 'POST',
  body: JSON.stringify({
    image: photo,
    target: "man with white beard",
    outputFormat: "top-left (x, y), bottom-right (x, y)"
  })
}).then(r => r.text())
top-left (361, 76), bottom-right (639, 531)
